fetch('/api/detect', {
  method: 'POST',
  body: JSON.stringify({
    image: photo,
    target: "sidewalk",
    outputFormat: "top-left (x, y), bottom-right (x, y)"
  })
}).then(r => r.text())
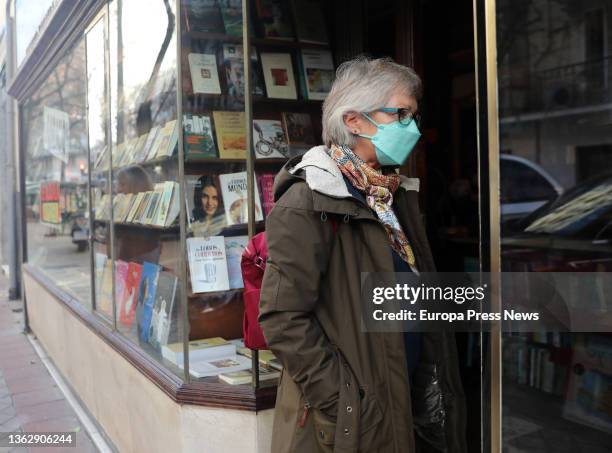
top-left (0, 275), bottom-right (97, 453)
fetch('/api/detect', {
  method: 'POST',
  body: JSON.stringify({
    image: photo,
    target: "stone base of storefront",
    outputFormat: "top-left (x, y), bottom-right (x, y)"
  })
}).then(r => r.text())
top-left (23, 271), bottom-right (274, 453)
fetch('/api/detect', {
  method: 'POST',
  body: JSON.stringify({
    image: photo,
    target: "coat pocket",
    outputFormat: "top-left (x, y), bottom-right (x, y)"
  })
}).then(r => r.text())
top-left (313, 408), bottom-right (336, 452)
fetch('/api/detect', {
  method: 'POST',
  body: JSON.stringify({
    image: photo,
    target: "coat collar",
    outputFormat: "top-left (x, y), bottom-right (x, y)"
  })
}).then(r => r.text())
top-left (275, 146), bottom-right (420, 220)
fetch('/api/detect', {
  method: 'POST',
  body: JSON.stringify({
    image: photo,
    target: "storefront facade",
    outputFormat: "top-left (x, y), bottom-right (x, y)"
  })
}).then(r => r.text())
top-left (4, 0), bottom-right (612, 452)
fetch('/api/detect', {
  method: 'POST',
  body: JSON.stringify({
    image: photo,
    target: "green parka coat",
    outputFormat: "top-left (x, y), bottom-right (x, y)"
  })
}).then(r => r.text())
top-left (259, 147), bottom-right (467, 453)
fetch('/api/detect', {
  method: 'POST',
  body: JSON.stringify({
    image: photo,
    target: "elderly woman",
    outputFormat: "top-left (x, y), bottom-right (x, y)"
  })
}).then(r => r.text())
top-left (259, 57), bottom-right (466, 453)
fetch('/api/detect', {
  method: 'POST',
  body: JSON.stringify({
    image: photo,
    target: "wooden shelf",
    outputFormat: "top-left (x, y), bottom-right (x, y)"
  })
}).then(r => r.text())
top-left (94, 219), bottom-right (180, 232)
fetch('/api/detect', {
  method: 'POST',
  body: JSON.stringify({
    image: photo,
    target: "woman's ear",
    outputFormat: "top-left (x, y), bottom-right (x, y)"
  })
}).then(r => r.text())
top-left (343, 111), bottom-right (362, 135)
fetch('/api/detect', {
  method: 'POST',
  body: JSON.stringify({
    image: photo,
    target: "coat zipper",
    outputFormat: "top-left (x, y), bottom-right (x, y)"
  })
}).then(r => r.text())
top-left (298, 402), bottom-right (311, 427)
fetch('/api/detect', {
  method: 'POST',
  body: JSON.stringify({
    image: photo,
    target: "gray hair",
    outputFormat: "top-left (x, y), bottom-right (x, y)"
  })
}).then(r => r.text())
top-left (322, 56), bottom-right (422, 147)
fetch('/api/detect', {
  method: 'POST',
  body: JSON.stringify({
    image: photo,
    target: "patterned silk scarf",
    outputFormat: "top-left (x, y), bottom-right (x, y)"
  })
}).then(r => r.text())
top-left (327, 144), bottom-right (417, 269)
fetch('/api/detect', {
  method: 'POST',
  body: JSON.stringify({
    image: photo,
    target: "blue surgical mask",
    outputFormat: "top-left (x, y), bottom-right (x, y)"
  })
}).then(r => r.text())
top-left (357, 113), bottom-right (421, 166)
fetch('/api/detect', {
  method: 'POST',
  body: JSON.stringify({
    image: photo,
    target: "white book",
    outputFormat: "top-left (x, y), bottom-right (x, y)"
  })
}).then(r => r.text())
top-left (164, 182), bottom-right (181, 227)
top-left (260, 53), bottom-right (297, 100)
top-left (224, 236), bottom-right (248, 289)
top-left (188, 53), bottom-right (222, 95)
top-left (154, 181), bottom-right (176, 227)
top-left (187, 236), bottom-right (230, 293)
top-left (181, 354), bottom-right (251, 378)
top-left (218, 171), bottom-right (264, 226)
top-left (253, 119), bottom-right (289, 159)
top-left (162, 337), bottom-right (236, 366)
top-left (301, 49), bottom-right (334, 101)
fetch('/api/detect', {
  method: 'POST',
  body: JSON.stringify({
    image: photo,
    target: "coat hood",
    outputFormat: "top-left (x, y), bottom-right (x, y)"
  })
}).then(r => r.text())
top-left (273, 145), bottom-right (421, 202)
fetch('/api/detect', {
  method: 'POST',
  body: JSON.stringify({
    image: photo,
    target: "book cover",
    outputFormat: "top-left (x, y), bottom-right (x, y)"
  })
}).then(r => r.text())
top-left (257, 172), bottom-right (275, 216)
top-left (126, 192), bottom-right (145, 223)
top-left (218, 171), bottom-right (264, 225)
top-left (219, 366), bottom-right (280, 385)
top-left (183, 0), bottom-right (225, 34)
top-left (154, 181), bottom-right (176, 227)
top-left (300, 49), bottom-right (334, 100)
top-left (222, 44), bottom-right (265, 98)
top-left (162, 337), bottom-right (236, 366)
top-left (237, 347), bottom-right (283, 370)
top-left (141, 126), bottom-right (162, 162)
top-left (134, 192), bottom-right (153, 224)
top-left (119, 262), bottom-right (143, 327)
top-left (114, 260), bottom-right (129, 319)
top-left (183, 113), bottom-right (217, 159)
top-left (282, 112), bottom-right (316, 156)
top-left (224, 236), bottom-right (248, 289)
top-left (143, 191), bottom-right (161, 225)
top-left (164, 182), bottom-right (181, 227)
top-left (212, 111), bottom-right (246, 159)
top-left (255, 0), bottom-right (294, 40)
top-left (219, 0), bottom-right (242, 36)
top-left (131, 134), bottom-right (150, 163)
top-left (183, 354), bottom-right (251, 378)
top-left (153, 120), bottom-right (179, 159)
top-left (187, 236), bottom-right (230, 293)
top-left (188, 53), bottom-right (222, 95)
top-left (291, 0), bottom-right (329, 45)
top-left (253, 119), bottom-right (289, 158)
top-left (99, 260), bottom-right (114, 318)
top-left (137, 262), bottom-right (161, 343)
top-left (148, 271), bottom-right (178, 351)
top-left (94, 252), bottom-right (108, 301)
top-left (260, 53), bottom-right (297, 100)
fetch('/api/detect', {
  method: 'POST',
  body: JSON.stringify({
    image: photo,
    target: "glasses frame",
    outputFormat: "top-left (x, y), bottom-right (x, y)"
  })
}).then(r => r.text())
top-left (374, 107), bottom-right (421, 127)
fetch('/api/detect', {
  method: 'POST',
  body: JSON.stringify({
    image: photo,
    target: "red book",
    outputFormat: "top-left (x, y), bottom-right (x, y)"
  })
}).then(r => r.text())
top-left (119, 262), bottom-right (143, 327)
top-left (257, 173), bottom-right (276, 217)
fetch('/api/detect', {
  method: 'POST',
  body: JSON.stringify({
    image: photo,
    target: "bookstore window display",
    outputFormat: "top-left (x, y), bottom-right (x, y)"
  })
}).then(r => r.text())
top-left (21, 37), bottom-right (92, 307)
top-left (24, 0), bottom-right (334, 389)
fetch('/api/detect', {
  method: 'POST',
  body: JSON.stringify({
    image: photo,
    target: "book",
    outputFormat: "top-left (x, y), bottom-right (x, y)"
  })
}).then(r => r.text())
top-left (125, 192), bottom-right (145, 223)
top-left (254, 0), bottom-right (294, 40)
top-left (253, 119), bottom-right (289, 158)
top-left (219, 0), bottom-right (242, 36)
top-left (187, 236), bottom-right (230, 293)
top-left (183, 0), bottom-right (225, 34)
top-left (222, 44), bottom-right (265, 98)
top-left (114, 260), bottom-right (129, 319)
top-left (148, 271), bottom-right (178, 351)
top-left (219, 366), bottom-right (281, 385)
top-left (99, 260), bottom-right (114, 317)
top-left (212, 111), bottom-right (246, 159)
top-left (237, 347), bottom-right (283, 370)
top-left (185, 175), bottom-right (200, 228)
top-left (141, 126), bottom-right (162, 162)
top-left (137, 262), bottom-right (161, 343)
top-left (162, 337), bottom-right (236, 366)
top-left (300, 49), bottom-right (334, 100)
top-left (143, 184), bottom-right (165, 225)
top-left (154, 182), bottom-right (176, 227)
top-left (153, 120), bottom-right (179, 159)
top-left (260, 53), bottom-right (297, 100)
top-left (134, 192), bottom-right (153, 224)
top-left (119, 262), bottom-right (142, 327)
top-left (131, 134), bottom-right (150, 163)
top-left (257, 172), bottom-right (275, 216)
top-left (218, 171), bottom-right (264, 225)
top-left (164, 183), bottom-right (181, 227)
top-left (224, 236), bottom-right (248, 289)
top-left (183, 113), bottom-right (217, 158)
top-left (291, 0), bottom-right (328, 45)
top-left (282, 112), bottom-right (316, 156)
top-left (183, 354), bottom-right (251, 378)
top-left (188, 53), bottom-right (222, 95)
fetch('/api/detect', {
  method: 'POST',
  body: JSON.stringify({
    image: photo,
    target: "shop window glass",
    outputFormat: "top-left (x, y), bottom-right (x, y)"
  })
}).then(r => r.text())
top-left (22, 39), bottom-right (92, 306)
top-left (498, 0), bottom-right (612, 450)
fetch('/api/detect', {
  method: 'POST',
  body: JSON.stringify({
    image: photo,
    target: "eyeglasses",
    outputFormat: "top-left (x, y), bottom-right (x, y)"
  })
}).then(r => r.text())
top-left (375, 108), bottom-right (421, 127)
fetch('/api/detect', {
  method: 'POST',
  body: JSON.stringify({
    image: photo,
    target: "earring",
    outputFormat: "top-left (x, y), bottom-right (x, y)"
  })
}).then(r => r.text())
top-left (353, 129), bottom-right (359, 134)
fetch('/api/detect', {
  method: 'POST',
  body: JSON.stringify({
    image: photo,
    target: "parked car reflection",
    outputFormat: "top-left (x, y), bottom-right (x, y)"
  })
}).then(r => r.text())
top-left (503, 172), bottom-right (612, 271)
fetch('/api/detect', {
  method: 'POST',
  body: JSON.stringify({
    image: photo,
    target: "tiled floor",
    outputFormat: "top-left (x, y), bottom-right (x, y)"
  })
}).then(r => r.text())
top-left (0, 275), bottom-right (98, 453)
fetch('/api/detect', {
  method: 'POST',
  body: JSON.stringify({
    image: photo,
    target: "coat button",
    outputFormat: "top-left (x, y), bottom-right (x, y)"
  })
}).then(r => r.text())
top-left (344, 428), bottom-right (350, 435)
top-left (319, 431), bottom-right (325, 439)
top-left (346, 406), bottom-right (353, 413)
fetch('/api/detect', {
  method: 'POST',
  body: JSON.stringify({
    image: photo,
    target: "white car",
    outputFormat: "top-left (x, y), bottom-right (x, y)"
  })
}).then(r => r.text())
top-left (500, 154), bottom-right (564, 223)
